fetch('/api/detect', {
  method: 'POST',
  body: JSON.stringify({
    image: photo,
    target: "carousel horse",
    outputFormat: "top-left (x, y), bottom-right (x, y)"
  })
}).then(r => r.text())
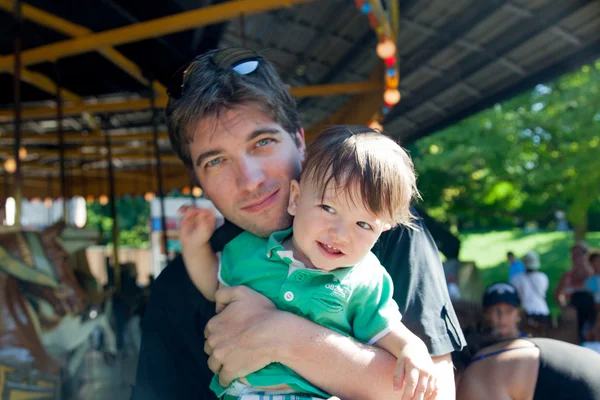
top-left (22, 222), bottom-right (117, 378)
top-left (0, 230), bottom-right (62, 399)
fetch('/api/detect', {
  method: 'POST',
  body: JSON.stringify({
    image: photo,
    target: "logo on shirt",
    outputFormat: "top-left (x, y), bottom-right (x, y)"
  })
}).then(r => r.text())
top-left (324, 283), bottom-right (345, 295)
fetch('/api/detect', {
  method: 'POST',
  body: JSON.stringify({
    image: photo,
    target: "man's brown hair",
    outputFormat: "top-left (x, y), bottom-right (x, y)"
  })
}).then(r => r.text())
top-left (165, 48), bottom-right (301, 181)
top-left (302, 125), bottom-right (419, 227)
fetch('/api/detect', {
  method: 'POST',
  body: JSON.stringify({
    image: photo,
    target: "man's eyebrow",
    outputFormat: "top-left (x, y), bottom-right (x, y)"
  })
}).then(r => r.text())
top-left (247, 127), bottom-right (282, 142)
top-left (195, 128), bottom-right (283, 167)
top-left (195, 149), bottom-right (222, 167)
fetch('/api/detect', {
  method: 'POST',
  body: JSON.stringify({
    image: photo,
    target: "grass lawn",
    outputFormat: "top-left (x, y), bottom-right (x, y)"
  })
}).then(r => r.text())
top-left (458, 230), bottom-right (600, 315)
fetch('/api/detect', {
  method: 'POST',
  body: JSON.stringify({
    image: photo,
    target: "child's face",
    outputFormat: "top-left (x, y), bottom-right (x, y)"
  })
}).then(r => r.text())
top-left (287, 177), bottom-right (391, 271)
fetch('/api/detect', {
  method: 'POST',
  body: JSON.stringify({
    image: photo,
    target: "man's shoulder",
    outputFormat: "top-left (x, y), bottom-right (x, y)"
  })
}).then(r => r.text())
top-left (151, 255), bottom-right (204, 309)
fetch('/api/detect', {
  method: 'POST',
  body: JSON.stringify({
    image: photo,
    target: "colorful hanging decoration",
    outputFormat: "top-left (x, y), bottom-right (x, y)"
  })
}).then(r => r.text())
top-left (355, 0), bottom-right (401, 131)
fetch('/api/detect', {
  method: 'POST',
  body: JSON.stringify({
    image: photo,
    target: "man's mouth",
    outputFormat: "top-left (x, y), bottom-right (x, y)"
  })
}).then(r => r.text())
top-left (241, 189), bottom-right (279, 213)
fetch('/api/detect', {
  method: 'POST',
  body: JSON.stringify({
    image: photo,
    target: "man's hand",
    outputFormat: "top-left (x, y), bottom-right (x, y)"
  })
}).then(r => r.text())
top-left (204, 286), bottom-right (281, 386)
top-left (394, 341), bottom-right (437, 400)
top-left (179, 205), bottom-right (217, 249)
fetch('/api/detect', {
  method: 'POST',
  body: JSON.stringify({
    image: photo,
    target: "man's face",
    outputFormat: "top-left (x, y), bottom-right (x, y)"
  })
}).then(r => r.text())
top-left (485, 303), bottom-right (520, 339)
top-left (507, 254), bottom-right (515, 263)
top-left (287, 178), bottom-right (390, 271)
top-left (189, 104), bottom-right (305, 237)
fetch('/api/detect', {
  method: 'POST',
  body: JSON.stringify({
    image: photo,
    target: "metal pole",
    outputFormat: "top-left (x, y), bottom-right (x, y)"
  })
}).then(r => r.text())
top-left (56, 60), bottom-right (68, 222)
top-left (12, 0), bottom-right (22, 227)
top-left (104, 130), bottom-right (121, 293)
top-left (149, 84), bottom-right (169, 261)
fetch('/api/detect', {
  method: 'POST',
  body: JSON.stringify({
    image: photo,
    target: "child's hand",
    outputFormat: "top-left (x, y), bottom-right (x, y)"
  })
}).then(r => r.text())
top-left (179, 205), bottom-right (217, 248)
top-left (394, 340), bottom-right (437, 400)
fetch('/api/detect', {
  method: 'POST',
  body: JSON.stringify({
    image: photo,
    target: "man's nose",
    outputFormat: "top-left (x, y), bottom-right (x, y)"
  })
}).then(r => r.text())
top-left (235, 156), bottom-right (266, 192)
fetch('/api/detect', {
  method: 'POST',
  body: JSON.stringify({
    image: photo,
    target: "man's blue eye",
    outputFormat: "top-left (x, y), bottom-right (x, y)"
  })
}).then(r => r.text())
top-left (256, 138), bottom-right (273, 147)
top-left (206, 158), bottom-right (222, 167)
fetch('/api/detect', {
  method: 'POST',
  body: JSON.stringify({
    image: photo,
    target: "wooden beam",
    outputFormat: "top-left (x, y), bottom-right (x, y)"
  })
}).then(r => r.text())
top-left (0, 0), bottom-right (316, 71)
top-left (0, 147), bottom-right (181, 162)
top-left (0, 81), bottom-right (380, 121)
top-left (0, 0), bottom-right (166, 96)
top-left (0, 132), bottom-right (169, 145)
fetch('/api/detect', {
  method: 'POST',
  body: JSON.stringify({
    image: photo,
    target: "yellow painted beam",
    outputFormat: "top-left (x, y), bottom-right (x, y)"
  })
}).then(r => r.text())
top-left (5, 66), bottom-right (83, 102)
top-left (305, 63), bottom-right (385, 142)
top-left (0, 0), bottom-right (316, 71)
top-left (0, 0), bottom-right (166, 96)
top-left (0, 81), bottom-right (379, 121)
top-left (291, 81), bottom-right (381, 98)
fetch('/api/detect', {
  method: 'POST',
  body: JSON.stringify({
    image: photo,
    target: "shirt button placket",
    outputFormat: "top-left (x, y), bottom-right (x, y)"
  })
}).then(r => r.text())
top-left (283, 291), bottom-right (294, 302)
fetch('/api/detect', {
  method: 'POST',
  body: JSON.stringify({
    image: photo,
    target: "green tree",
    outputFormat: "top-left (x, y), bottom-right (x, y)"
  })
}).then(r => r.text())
top-left (413, 59), bottom-right (600, 239)
top-left (86, 196), bottom-right (150, 247)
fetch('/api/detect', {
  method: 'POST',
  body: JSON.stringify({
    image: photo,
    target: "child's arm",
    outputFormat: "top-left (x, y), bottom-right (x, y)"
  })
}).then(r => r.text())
top-left (376, 322), bottom-right (437, 400)
top-left (179, 206), bottom-right (219, 302)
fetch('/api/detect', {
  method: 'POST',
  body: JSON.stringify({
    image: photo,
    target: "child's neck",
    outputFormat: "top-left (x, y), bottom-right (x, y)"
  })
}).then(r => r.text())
top-left (282, 236), bottom-right (317, 270)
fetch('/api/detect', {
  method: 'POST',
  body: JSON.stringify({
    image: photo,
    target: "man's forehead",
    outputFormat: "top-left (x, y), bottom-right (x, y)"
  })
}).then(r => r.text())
top-left (192, 107), bottom-right (276, 141)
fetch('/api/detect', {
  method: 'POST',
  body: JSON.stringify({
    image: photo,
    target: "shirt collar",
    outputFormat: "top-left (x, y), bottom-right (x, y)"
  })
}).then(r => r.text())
top-left (266, 227), bottom-right (294, 256)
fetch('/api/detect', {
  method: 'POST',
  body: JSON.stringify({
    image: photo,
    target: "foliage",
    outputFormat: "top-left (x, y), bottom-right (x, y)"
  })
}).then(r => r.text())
top-left (411, 59), bottom-right (600, 238)
top-left (86, 195), bottom-right (150, 247)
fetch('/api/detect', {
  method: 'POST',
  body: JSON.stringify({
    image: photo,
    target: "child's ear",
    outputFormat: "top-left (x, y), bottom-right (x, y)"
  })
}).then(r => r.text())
top-left (287, 180), bottom-right (301, 216)
top-left (382, 223), bottom-right (392, 232)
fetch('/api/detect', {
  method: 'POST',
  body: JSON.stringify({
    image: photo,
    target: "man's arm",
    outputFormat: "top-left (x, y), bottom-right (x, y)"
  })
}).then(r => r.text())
top-left (205, 286), bottom-right (453, 400)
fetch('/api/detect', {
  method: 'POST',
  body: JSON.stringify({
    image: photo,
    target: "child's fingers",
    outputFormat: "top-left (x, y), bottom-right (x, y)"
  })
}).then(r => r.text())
top-left (400, 367), bottom-right (419, 400)
top-left (412, 375), bottom-right (429, 400)
top-left (424, 377), bottom-right (437, 400)
top-left (393, 360), bottom-right (405, 391)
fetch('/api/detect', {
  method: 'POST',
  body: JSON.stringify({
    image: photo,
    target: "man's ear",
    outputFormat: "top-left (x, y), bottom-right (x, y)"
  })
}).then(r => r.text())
top-left (188, 168), bottom-right (208, 199)
top-left (287, 180), bottom-right (301, 216)
top-left (295, 128), bottom-right (307, 162)
top-left (382, 223), bottom-right (392, 232)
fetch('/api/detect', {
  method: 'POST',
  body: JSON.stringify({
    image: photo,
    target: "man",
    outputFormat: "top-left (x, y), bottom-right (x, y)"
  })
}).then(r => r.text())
top-left (506, 251), bottom-right (525, 281)
top-left (132, 48), bottom-right (464, 400)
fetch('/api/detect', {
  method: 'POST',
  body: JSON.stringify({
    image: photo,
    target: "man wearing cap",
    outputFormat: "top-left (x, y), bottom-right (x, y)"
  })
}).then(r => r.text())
top-left (510, 251), bottom-right (551, 326)
top-left (482, 283), bottom-right (524, 341)
top-left (132, 48), bottom-right (464, 400)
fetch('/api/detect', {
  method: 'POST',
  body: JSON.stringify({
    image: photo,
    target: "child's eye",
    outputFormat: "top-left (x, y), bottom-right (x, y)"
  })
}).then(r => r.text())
top-left (206, 157), bottom-right (222, 168)
top-left (357, 221), bottom-right (372, 230)
top-left (320, 205), bottom-right (335, 214)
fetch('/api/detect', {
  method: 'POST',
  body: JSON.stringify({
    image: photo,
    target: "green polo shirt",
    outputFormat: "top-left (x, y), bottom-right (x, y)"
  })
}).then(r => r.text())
top-left (210, 227), bottom-right (402, 398)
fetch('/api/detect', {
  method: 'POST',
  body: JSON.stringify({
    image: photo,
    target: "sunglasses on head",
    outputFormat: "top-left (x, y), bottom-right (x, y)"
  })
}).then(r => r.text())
top-left (167, 48), bottom-right (261, 100)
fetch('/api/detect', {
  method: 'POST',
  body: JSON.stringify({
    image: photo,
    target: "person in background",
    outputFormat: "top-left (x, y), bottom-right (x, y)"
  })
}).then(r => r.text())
top-left (584, 251), bottom-right (600, 304)
top-left (510, 251), bottom-right (551, 326)
top-left (482, 283), bottom-right (525, 341)
top-left (555, 242), bottom-right (594, 308)
top-left (507, 251), bottom-right (525, 281)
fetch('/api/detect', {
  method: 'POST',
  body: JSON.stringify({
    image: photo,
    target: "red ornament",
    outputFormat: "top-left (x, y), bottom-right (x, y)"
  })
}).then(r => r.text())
top-left (384, 101), bottom-right (394, 108)
top-left (354, 0), bottom-right (364, 8)
top-left (384, 56), bottom-right (396, 67)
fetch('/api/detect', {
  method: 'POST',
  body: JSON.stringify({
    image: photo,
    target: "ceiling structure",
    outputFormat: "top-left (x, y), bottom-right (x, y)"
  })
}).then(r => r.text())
top-left (0, 0), bottom-right (598, 199)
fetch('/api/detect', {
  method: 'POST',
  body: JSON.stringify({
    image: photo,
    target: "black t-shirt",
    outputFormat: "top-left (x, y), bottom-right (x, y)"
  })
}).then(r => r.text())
top-left (531, 338), bottom-right (600, 400)
top-left (132, 214), bottom-right (464, 399)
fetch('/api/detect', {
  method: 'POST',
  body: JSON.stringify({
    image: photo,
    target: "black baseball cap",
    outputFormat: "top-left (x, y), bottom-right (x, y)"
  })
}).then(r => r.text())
top-left (482, 282), bottom-right (521, 308)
